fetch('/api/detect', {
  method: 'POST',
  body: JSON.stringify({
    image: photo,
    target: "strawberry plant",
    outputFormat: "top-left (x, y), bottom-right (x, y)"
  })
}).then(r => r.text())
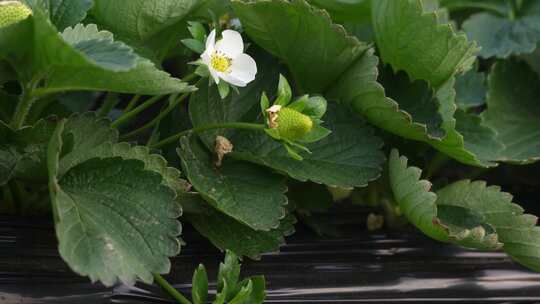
top-left (0, 0), bottom-right (539, 303)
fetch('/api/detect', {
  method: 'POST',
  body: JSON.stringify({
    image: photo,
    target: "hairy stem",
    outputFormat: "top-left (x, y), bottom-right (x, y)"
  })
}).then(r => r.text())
top-left (150, 122), bottom-right (266, 149)
top-left (111, 95), bottom-right (164, 129)
top-left (121, 92), bottom-right (190, 140)
top-left (10, 89), bottom-right (36, 129)
top-left (97, 93), bottom-right (120, 117)
top-left (153, 274), bottom-right (192, 304)
top-left (124, 95), bottom-right (141, 113)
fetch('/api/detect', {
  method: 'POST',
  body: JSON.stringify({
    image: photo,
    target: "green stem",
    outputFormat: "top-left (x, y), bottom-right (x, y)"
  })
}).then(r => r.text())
top-left (150, 122), bottom-right (266, 149)
top-left (121, 92), bottom-right (190, 140)
top-left (153, 274), bottom-right (192, 304)
top-left (124, 95), bottom-right (141, 113)
top-left (111, 95), bottom-right (164, 129)
top-left (181, 72), bottom-right (198, 83)
top-left (10, 89), bottom-right (36, 129)
top-left (97, 93), bottom-right (120, 117)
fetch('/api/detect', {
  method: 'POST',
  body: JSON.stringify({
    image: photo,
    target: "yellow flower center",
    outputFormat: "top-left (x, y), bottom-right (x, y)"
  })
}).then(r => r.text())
top-left (210, 52), bottom-right (231, 73)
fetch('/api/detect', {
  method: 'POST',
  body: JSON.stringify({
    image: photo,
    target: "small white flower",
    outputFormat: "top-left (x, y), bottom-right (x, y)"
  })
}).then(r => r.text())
top-left (201, 29), bottom-right (257, 87)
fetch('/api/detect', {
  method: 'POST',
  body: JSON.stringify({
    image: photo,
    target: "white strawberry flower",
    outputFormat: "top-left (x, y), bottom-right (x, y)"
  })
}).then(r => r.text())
top-left (201, 29), bottom-right (257, 87)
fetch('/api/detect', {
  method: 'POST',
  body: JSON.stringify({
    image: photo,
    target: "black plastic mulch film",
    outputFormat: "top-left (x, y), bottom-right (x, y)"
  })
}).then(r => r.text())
top-left (1, 213), bottom-right (540, 304)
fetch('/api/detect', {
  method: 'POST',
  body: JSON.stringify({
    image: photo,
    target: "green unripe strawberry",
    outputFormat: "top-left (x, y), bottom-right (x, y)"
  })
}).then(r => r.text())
top-left (276, 107), bottom-right (313, 141)
top-left (0, 1), bottom-right (31, 28)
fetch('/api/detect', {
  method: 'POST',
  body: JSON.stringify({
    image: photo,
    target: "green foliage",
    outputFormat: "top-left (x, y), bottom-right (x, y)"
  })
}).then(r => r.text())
top-left (188, 250), bottom-right (266, 304)
top-left (1, 0), bottom-right (540, 296)
top-left (483, 59), bottom-right (540, 164)
top-left (389, 149), bottom-right (540, 267)
top-left (462, 1), bottom-right (540, 58)
top-left (47, 119), bottom-right (183, 286)
top-left (178, 135), bottom-right (288, 231)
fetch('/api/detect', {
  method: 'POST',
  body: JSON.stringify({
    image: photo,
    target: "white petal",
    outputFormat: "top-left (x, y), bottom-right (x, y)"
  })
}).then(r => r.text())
top-left (215, 30), bottom-right (244, 58)
top-left (201, 50), bottom-right (211, 66)
top-left (209, 68), bottom-right (221, 84)
top-left (205, 29), bottom-right (216, 53)
top-left (220, 73), bottom-right (248, 87)
top-left (229, 53), bottom-right (257, 85)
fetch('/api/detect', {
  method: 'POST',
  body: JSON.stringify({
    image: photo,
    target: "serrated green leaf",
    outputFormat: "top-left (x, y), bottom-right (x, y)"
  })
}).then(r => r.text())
top-left (307, 0), bottom-right (371, 22)
top-left (233, 0), bottom-right (494, 167)
top-left (482, 60), bottom-right (540, 164)
top-left (218, 250), bottom-right (241, 300)
top-left (232, 0), bottom-right (370, 93)
top-left (455, 68), bottom-right (487, 110)
top-left (192, 264), bottom-right (209, 304)
top-left (388, 149), bottom-right (447, 242)
top-left (58, 112), bottom-right (118, 173)
top-left (388, 149), bottom-right (502, 250)
top-left (0, 117), bottom-right (58, 184)
top-left (49, 0), bottom-right (93, 31)
top-left (436, 179), bottom-right (540, 271)
top-left (462, 2), bottom-right (540, 58)
top-left (61, 24), bottom-right (137, 72)
top-left (47, 120), bottom-right (182, 286)
top-left (372, 0), bottom-right (478, 88)
top-left (380, 69), bottom-right (446, 139)
top-left (56, 113), bottom-right (189, 193)
top-left (178, 135), bottom-right (288, 231)
top-left (233, 104), bottom-right (385, 188)
top-left (91, 0), bottom-right (203, 59)
top-left (229, 280), bottom-right (253, 304)
top-left (0, 11), bottom-right (193, 95)
top-left (183, 193), bottom-right (296, 259)
top-left (240, 276), bottom-right (266, 304)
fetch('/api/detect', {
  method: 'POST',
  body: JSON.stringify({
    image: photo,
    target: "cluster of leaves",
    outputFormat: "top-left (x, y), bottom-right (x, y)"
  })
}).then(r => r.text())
top-left (0, 0), bottom-right (540, 301)
top-left (189, 250), bottom-right (265, 304)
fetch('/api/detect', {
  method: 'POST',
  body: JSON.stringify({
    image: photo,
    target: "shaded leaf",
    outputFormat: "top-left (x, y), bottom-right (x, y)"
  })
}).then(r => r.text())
top-left (483, 60), bottom-right (540, 164)
top-left (455, 69), bottom-right (487, 110)
top-left (183, 193), bottom-right (296, 259)
top-left (463, 2), bottom-right (540, 58)
top-left (178, 135), bottom-right (287, 231)
top-left (372, 0), bottom-right (478, 88)
top-left (47, 120), bottom-right (182, 286)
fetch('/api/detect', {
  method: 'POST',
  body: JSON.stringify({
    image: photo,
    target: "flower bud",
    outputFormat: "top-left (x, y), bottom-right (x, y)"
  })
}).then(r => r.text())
top-left (275, 107), bottom-right (313, 141)
top-left (0, 1), bottom-right (31, 28)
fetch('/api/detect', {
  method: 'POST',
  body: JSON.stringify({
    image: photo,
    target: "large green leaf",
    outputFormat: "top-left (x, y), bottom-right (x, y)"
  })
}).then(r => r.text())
top-left (61, 24), bottom-right (137, 72)
top-left (183, 193), bottom-right (296, 259)
top-left (232, 0), bottom-right (370, 93)
top-left (455, 69), bottom-right (487, 110)
top-left (388, 150), bottom-right (502, 250)
top-left (462, 2), bottom-right (540, 58)
top-left (0, 118), bottom-right (58, 184)
top-left (0, 11), bottom-right (193, 95)
top-left (178, 135), bottom-right (288, 231)
top-left (57, 113), bottom-right (189, 192)
top-left (483, 60), bottom-right (540, 164)
top-left (47, 120), bottom-right (182, 286)
top-left (22, 0), bottom-right (93, 31)
top-left (234, 0), bottom-right (496, 167)
top-left (437, 180), bottom-right (540, 272)
top-left (233, 104), bottom-right (385, 188)
top-left (49, 0), bottom-right (93, 31)
top-left (306, 0), bottom-right (371, 22)
top-left (371, 0), bottom-right (478, 88)
top-left (91, 0), bottom-right (203, 59)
